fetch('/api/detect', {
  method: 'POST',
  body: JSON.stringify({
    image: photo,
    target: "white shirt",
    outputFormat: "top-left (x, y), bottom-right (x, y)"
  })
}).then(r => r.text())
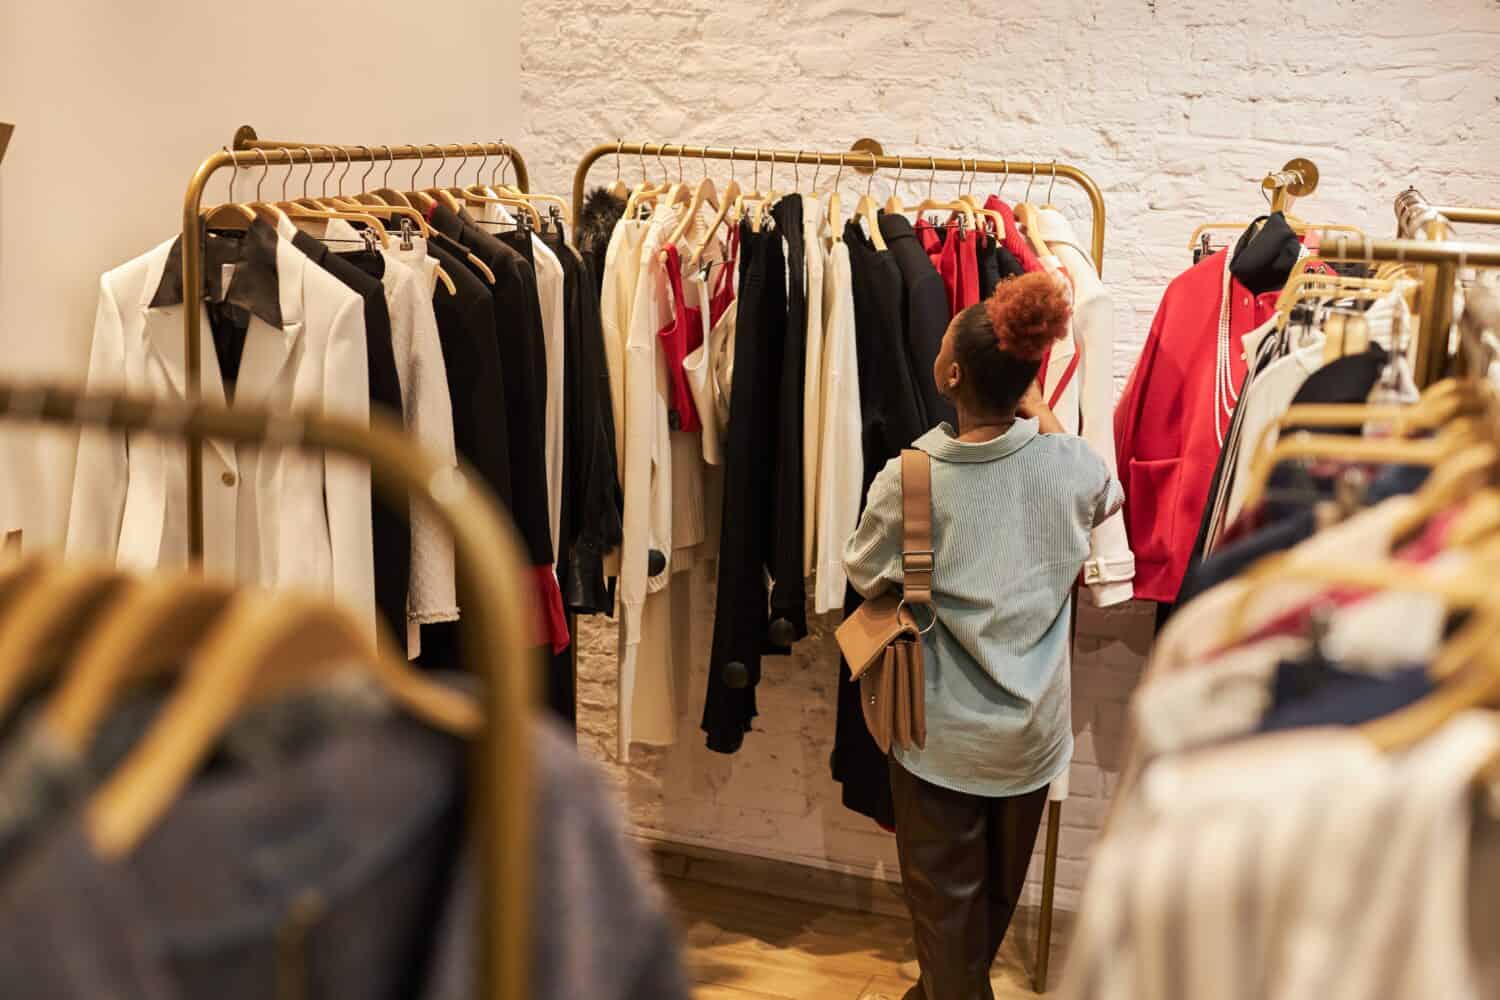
top-left (306, 219), bottom-right (460, 653)
top-left (813, 239), bottom-right (862, 613)
top-left (599, 218), bottom-right (650, 581)
top-left (802, 196), bottom-right (827, 577)
top-left (616, 205), bottom-right (682, 756)
top-left (475, 201), bottom-right (566, 559)
top-left (1032, 208), bottom-right (1136, 606)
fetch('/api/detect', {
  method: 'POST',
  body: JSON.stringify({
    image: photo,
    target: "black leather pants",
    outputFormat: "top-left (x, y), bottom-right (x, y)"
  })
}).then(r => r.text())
top-left (889, 759), bottom-right (1048, 1000)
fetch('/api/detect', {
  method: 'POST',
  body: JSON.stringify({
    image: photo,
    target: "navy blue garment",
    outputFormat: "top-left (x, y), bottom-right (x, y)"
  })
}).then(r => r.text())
top-left (1176, 507), bottom-right (1318, 608)
top-left (1257, 659), bottom-right (1433, 734)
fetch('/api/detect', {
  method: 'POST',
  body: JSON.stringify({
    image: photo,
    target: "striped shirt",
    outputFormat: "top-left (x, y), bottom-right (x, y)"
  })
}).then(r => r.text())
top-left (843, 419), bottom-right (1122, 797)
top-left (1060, 714), bottom-right (1500, 1000)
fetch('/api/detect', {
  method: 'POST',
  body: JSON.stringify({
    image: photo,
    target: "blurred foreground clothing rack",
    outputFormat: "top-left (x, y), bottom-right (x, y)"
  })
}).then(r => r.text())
top-left (0, 380), bottom-right (537, 998)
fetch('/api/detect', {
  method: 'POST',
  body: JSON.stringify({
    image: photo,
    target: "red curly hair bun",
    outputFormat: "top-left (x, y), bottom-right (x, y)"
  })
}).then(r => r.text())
top-left (983, 271), bottom-right (1071, 361)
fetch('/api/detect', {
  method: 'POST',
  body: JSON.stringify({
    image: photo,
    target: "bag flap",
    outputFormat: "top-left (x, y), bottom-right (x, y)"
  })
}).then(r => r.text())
top-left (835, 595), bottom-right (917, 679)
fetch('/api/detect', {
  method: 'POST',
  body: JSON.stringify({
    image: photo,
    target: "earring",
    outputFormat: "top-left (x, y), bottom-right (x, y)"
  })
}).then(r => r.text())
top-left (948, 379), bottom-right (959, 390)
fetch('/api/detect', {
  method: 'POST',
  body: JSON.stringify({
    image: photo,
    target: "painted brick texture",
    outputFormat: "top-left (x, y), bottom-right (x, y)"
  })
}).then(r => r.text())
top-left (517, 1), bottom-right (1500, 909)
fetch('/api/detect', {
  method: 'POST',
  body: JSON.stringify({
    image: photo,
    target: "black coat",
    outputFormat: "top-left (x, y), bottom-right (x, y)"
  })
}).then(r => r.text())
top-left (828, 222), bottom-right (935, 826)
top-left (702, 220), bottom-right (786, 753)
top-left (879, 212), bottom-right (956, 431)
top-left (430, 205), bottom-right (554, 570)
top-left (540, 231), bottom-right (621, 617)
top-left (290, 232), bottom-right (410, 642)
top-left (767, 196), bottom-right (808, 648)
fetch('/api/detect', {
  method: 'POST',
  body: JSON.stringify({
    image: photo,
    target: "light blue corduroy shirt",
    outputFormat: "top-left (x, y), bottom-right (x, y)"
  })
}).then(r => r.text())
top-left (844, 420), bottom-right (1124, 797)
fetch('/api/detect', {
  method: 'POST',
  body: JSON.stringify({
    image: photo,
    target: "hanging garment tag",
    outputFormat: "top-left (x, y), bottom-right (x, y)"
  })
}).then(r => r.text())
top-left (220, 263), bottom-right (236, 299)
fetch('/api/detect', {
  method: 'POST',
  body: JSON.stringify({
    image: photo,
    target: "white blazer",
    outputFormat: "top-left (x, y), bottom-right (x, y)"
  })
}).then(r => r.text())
top-left (65, 226), bottom-right (376, 635)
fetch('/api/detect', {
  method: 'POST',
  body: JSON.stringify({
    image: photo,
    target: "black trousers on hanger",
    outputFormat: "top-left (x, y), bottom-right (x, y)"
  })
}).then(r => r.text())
top-left (889, 760), bottom-right (1048, 1000)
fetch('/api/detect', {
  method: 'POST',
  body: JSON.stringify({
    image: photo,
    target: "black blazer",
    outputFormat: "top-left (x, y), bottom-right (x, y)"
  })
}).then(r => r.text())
top-left (767, 195), bottom-right (808, 647)
top-left (290, 232), bottom-right (410, 642)
top-left (703, 221), bottom-right (785, 754)
top-left (430, 205), bottom-right (554, 570)
top-left (878, 213), bottom-right (956, 430)
top-left (539, 231), bottom-right (620, 616)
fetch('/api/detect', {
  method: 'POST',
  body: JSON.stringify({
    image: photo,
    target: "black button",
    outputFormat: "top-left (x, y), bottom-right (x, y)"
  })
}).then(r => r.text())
top-left (768, 618), bottom-right (796, 646)
top-left (724, 662), bottom-right (749, 689)
top-left (647, 549), bottom-right (667, 575)
top-left (668, 409), bottom-right (682, 431)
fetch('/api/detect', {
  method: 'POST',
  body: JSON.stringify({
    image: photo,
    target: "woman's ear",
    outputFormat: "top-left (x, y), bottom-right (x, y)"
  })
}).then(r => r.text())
top-left (945, 362), bottom-right (962, 393)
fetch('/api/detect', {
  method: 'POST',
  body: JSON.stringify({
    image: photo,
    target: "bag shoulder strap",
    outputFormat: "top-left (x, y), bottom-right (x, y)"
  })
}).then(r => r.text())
top-left (899, 449), bottom-right (934, 605)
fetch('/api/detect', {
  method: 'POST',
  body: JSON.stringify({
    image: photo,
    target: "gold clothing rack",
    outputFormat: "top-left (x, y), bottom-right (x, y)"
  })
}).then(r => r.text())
top-left (571, 140), bottom-right (1108, 271)
top-left (1316, 232), bottom-right (1500, 387)
top-left (1395, 187), bottom-right (1500, 241)
top-left (181, 126), bottom-right (530, 562)
top-left (574, 136), bottom-right (1108, 994)
top-left (0, 381), bottom-right (535, 999)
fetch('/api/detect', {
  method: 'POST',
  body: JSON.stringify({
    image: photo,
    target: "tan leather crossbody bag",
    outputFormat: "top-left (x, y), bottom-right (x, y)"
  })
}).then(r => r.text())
top-left (834, 449), bottom-right (933, 754)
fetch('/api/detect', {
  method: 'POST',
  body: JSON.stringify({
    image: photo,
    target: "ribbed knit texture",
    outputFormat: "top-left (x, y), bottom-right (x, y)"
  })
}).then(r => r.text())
top-left (844, 420), bottom-right (1123, 797)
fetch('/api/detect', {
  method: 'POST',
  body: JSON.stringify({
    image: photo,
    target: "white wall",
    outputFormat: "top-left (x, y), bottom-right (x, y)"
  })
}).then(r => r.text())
top-left (0, 0), bottom-right (521, 546)
top-left (513, 0), bottom-right (1500, 910)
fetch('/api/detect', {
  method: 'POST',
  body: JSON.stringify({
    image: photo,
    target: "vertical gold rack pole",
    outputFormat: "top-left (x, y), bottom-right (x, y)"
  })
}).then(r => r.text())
top-left (180, 128), bottom-right (536, 998)
top-left (1315, 234), bottom-right (1500, 387)
top-left (571, 142), bottom-right (1107, 275)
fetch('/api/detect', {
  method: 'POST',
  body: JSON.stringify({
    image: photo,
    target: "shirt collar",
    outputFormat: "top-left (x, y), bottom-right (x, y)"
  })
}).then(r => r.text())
top-left (148, 217), bottom-right (283, 328)
top-left (914, 419), bottom-right (1040, 463)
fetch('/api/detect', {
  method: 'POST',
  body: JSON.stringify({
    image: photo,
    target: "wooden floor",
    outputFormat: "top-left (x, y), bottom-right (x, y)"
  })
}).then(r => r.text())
top-left (663, 875), bottom-right (1074, 999)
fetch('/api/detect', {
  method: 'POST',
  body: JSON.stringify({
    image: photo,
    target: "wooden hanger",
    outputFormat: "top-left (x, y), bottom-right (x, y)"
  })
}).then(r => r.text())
top-left (1219, 552), bottom-right (1490, 648)
top-left (626, 144), bottom-right (671, 221)
top-left (688, 163), bottom-right (740, 272)
top-left (319, 153), bottom-right (460, 298)
top-left (849, 152), bottom-right (887, 251)
top-left (1186, 220), bottom-right (1368, 253)
top-left (85, 587), bottom-right (483, 858)
top-left (884, 157), bottom-right (906, 215)
top-left (366, 144), bottom-right (415, 209)
top-left (667, 147), bottom-right (720, 259)
top-left (1265, 378), bottom-right (1479, 438)
top-left (0, 555), bottom-right (48, 614)
top-left (263, 147), bottom-right (391, 247)
top-left (606, 140), bottom-right (629, 200)
top-left (440, 143), bottom-right (550, 229)
top-left (751, 152), bottom-right (784, 234)
top-left (1237, 424), bottom-right (1462, 515)
top-left (822, 153), bottom-right (848, 246)
top-left (324, 200), bottom-right (457, 294)
top-left (911, 156), bottom-right (978, 236)
top-left (960, 163), bottom-right (1007, 240)
top-left (40, 574), bottom-right (239, 756)
top-left (0, 563), bottom-right (133, 723)
top-left (201, 147), bottom-right (257, 230)
top-left (1239, 380), bottom-right (1484, 502)
top-left (1361, 617), bottom-right (1500, 752)
top-left (1009, 169), bottom-right (1051, 261)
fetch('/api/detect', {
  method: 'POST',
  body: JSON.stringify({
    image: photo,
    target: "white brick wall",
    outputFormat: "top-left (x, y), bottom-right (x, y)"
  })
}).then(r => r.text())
top-left (518, 1), bottom-right (1500, 910)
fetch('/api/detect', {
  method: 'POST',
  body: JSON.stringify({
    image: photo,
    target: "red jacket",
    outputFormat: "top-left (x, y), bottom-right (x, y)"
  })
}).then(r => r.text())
top-left (1113, 250), bottom-right (1282, 603)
